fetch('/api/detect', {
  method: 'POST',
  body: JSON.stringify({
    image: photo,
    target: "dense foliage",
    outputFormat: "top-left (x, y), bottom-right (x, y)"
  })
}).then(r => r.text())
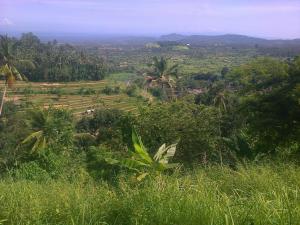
top-left (0, 56), bottom-right (299, 173)
top-left (0, 32), bottom-right (300, 224)
top-left (0, 33), bottom-right (108, 81)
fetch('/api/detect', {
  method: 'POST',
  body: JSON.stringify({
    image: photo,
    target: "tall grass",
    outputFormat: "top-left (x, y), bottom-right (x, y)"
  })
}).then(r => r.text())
top-left (0, 164), bottom-right (299, 225)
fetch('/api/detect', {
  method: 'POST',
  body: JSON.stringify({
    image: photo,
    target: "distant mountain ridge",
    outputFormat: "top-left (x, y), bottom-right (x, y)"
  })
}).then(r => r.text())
top-left (159, 33), bottom-right (300, 46)
top-left (2, 32), bottom-right (299, 47)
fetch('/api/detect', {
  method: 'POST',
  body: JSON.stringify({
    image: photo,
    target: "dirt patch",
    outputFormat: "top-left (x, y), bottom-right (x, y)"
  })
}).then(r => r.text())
top-left (4, 96), bottom-right (21, 102)
top-left (40, 83), bottom-right (62, 87)
top-left (43, 104), bottom-right (69, 109)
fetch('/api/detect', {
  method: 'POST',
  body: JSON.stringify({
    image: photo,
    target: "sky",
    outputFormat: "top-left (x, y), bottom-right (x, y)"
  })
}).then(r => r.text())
top-left (0, 0), bottom-right (299, 39)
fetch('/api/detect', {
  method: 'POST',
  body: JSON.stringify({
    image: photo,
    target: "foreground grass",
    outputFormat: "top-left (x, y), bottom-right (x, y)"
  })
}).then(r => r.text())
top-left (0, 164), bottom-right (299, 225)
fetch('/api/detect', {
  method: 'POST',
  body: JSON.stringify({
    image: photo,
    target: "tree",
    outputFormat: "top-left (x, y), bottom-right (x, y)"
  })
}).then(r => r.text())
top-left (21, 108), bottom-right (74, 154)
top-left (0, 35), bottom-right (32, 116)
top-left (0, 103), bottom-right (30, 171)
top-left (1, 33), bottom-right (108, 82)
top-left (136, 101), bottom-right (220, 163)
top-left (145, 56), bottom-right (179, 100)
top-left (76, 108), bottom-right (132, 151)
top-left (221, 66), bottom-right (229, 78)
top-left (226, 57), bottom-right (300, 154)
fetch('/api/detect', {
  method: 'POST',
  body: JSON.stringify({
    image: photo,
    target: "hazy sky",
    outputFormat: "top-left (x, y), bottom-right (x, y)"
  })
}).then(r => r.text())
top-left (0, 0), bottom-right (299, 39)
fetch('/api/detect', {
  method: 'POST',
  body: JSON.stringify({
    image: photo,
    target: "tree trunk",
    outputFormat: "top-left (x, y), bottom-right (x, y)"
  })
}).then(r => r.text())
top-left (0, 82), bottom-right (7, 117)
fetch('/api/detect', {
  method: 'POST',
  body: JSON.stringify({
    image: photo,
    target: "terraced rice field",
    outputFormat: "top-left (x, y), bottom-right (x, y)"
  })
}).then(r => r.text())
top-left (0, 80), bottom-right (140, 116)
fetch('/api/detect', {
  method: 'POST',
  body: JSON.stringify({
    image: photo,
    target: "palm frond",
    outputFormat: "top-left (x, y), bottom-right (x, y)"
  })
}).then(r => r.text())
top-left (168, 63), bottom-right (179, 74)
top-left (0, 64), bottom-right (11, 77)
top-left (21, 130), bottom-right (43, 144)
top-left (31, 136), bottom-right (46, 153)
top-left (28, 108), bottom-right (48, 128)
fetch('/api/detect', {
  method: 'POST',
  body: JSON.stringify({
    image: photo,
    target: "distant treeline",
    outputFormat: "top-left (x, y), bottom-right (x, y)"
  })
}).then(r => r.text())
top-left (1, 33), bottom-right (108, 82)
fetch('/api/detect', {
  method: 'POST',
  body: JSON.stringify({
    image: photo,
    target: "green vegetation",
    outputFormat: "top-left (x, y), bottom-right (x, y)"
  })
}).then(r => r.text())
top-left (0, 33), bottom-right (299, 224)
top-left (172, 45), bottom-right (190, 51)
top-left (0, 164), bottom-right (299, 225)
top-left (1, 33), bottom-right (108, 82)
top-left (107, 72), bottom-right (138, 82)
top-left (104, 128), bottom-right (178, 181)
top-left (0, 80), bottom-right (142, 116)
top-left (0, 35), bottom-right (32, 116)
top-left (144, 56), bottom-right (179, 100)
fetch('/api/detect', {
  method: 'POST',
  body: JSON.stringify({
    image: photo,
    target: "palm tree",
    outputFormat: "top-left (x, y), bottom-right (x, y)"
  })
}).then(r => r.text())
top-left (21, 109), bottom-right (50, 153)
top-left (213, 91), bottom-right (228, 113)
top-left (21, 108), bottom-right (74, 153)
top-left (0, 35), bottom-right (32, 116)
top-left (145, 56), bottom-right (179, 100)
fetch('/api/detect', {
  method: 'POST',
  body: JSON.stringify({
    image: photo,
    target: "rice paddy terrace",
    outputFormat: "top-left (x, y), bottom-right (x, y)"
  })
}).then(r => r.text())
top-left (1, 80), bottom-right (141, 117)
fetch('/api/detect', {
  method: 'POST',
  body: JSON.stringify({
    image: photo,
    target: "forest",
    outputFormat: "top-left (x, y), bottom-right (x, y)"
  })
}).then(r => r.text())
top-left (0, 32), bottom-right (300, 224)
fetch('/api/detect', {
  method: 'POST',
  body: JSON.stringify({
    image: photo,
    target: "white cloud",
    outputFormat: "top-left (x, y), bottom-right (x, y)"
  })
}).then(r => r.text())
top-left (0, 18), bottom-right (14, 26)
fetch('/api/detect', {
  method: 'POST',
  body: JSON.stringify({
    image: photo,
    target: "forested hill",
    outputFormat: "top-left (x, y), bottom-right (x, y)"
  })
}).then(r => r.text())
top-left (160, 33), bottom-right (300, 46)
top-left (0, 33), bottom-right (108, 82)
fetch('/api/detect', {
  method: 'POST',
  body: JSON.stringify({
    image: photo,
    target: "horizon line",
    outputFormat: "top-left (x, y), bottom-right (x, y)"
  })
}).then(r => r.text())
top-left (0, 30), bottom-right (299, 41)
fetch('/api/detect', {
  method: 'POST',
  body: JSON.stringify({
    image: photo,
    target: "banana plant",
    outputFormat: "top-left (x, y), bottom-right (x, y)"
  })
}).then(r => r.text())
top-left (105, 128), bottom-right (179, 180)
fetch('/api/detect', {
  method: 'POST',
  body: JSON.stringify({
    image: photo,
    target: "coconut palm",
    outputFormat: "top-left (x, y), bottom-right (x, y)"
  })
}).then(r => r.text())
top-left (21, 109), bottom-right (50, 153)
top-left (213, 91), bottom-right (228, 113)
top-left (21, 108), bottom-right (74, 153)
top-left (0, 35), bottom-right (33, 116)
top-left (145, 56), bottom-right (179, 100)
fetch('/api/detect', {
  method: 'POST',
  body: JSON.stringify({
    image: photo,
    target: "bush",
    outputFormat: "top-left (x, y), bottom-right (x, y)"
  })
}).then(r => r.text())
top-left (125, 85), bottom-right (138, 97)
top-left (22, 87), bottom-right (35, 95)
top-left (149, 87), bottom-right (163, 99)
top-left (135, 101), bottom-right (220, 164)
top-left (48, 88), bottom-right (65, 96)
top-left (11, 161), bottom-right (50, 181)
top-left (76, 108), bottom-right (133, 150)
top-left (77, 87), bottom-right (96, 95)
top-left (86, 145), bottom-right (121, 181)
top-left (101, 86), bottom-right (120, 95)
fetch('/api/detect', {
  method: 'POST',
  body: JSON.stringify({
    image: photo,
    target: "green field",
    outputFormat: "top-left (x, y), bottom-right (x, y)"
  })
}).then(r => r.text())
top-left (0, 164), bottom-right (299, 225)
top-left (106, 72), bottom-right (138, 82)
top-left (1, 80), bottom-right (141, 116)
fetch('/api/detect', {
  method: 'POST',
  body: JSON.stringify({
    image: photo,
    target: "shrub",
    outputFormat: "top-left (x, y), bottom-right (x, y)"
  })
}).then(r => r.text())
top-left (149, 87), bottom-right (163, 99)
top-left (125, 84), bottom-right (138, 97)
top-left (135, 101), bottom-right (220, 164)
top-left (11, 161), bottom-right (50, 181)
top-left (77, 87), bottom-right (96, 95)
top-left (48, 88), bottom-right (64, 96)
top-left (86, 145), bottom-right (121, 181)
top-left (76, 108), bottom-right (133, 150)
top-left (101, 86), bottom-right (120, 95)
